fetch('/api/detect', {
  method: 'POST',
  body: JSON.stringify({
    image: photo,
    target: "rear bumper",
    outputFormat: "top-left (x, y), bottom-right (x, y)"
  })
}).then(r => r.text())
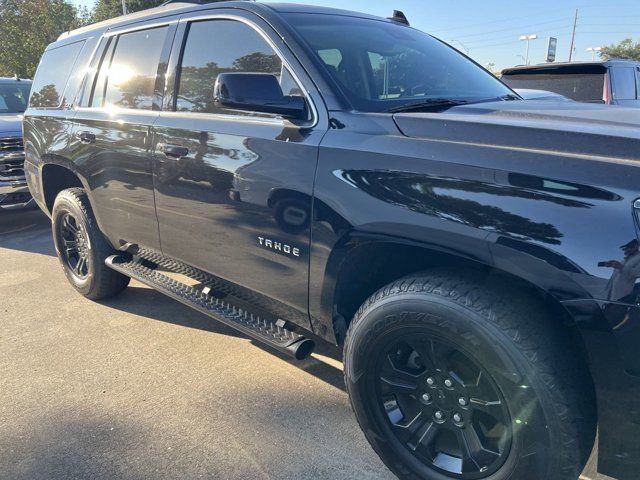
top-left (563, 299), bottom-right (640, 480)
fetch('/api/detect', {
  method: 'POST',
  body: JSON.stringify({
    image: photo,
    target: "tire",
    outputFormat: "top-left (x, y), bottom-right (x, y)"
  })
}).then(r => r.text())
top-left (343, 269), bottom-right (595, 480)
top-left (51, 188), bottom-right (130, 300)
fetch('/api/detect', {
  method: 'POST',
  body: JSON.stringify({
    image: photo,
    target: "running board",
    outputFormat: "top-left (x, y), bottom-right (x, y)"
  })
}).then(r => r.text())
top-left (105, 255), bottom-right (315, 360)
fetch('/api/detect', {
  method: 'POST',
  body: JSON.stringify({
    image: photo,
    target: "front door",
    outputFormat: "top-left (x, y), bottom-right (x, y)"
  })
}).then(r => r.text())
top-left (152, 15), bottom-right (327, 330)
top-left (69, 23), bottom-right (175, 250)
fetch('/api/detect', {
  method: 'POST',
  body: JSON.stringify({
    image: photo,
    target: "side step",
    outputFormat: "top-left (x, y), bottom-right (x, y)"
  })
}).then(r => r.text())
top-left (105, 255), bottom-right (315, 360)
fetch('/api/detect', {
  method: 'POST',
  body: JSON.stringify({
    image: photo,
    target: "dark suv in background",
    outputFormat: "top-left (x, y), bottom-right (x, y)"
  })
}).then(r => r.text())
top-left (22, 2), bottom-right (640, 480)
top-left (0, 77), bottom-right (32, 210)
top-left (502, 60), bottom-right (640, 106)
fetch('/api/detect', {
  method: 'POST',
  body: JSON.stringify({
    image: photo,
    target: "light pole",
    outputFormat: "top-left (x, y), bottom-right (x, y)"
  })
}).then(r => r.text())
top-left (586, 47), bottom-right (602, 61)
top-left (450, 39), bottom-right (470, 55)
top-left (519, 34), bottom-right (538, 65)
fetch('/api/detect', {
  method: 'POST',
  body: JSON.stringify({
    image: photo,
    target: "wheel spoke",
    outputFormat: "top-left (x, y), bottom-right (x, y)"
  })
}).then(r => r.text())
top-left (61, 237), bottom-right (76, 247)
top-left (380, 355), bottom-right (420, 394)
top-left (467, 371), bottom-right (505, 419)
top-left (75, 256), bottom-right (87, 276)
top-left (454, 427), bottom-right (481, 472)
top-left (407, 420), bottom-right (439, 452)
top-left (469, 398), bottom-right (503, 417)
top-left (63, 215), bottom-right (79, 235)
top-left (407, 338), bottom-right (449, 373)
top-left (380, 375), bottom-right (419, 394)
top-left (391, 411), bottom-right (434, 449)
top-left (455, 425), bottom-right (501, 471)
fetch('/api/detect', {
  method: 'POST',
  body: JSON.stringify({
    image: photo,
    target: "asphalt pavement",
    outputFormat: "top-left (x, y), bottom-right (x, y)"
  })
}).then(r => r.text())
top-left (0, 208), bottom-right (608, 480)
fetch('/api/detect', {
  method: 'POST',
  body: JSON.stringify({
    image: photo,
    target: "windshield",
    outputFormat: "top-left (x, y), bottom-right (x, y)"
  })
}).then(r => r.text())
top-left (284, 13), bottom-right (513, 112)
top-left (0, 82), bottom-right (31, 113)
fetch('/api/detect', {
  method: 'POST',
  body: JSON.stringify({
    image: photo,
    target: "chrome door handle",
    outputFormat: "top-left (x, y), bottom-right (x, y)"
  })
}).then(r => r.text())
top-left (76, 131), bottom-right (96, 144)
top-left (158, 143), bottom-right (189, 159)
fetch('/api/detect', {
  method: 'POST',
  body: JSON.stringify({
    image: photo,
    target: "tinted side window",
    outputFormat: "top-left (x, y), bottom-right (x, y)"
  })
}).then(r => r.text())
top-left (177, 20), bottom-right (294, 115)
top-left (93, 27), bottom-right (167, 110)
top-left (611, 67), bottom-right (637, 101)
top-left (30, 41), bottom-right (85, 108)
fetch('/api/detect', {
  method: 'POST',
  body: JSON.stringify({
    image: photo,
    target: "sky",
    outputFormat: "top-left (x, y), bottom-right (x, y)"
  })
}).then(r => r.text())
top-left (69, 0), bottom-right (640, 71)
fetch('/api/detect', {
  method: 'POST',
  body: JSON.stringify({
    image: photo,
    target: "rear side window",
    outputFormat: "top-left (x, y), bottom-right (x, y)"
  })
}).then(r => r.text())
top-left (92, 26), bottom-right (167, 110)
top-left (611, 67), bottom-right (637, 101)
top-left (176, 19), bottom-right (299, 115)
top-left (30, 41), bottom-right (85, 108)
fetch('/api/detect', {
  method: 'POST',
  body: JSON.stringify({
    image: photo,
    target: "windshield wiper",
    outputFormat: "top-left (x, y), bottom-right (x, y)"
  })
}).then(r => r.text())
top-left (388, 98), bottom-right (469, 113)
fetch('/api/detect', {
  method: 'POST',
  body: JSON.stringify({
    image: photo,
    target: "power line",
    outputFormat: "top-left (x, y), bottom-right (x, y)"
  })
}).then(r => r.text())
top-left (460, 27), bottom-right (572, 47)
top-left (428, 11), bottom-right (577, 34)
top-left (448, 19), bottom-right (573, 40)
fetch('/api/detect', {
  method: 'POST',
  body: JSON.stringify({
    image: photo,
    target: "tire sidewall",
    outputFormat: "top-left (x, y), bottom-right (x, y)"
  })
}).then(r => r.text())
top-left (344, 292), bottom-right (562, 480)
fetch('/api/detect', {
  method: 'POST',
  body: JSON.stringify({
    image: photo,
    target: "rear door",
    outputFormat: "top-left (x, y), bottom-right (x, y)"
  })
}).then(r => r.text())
top-left (152, 11), bottom-right (328, 330)
top-left (68, 20), bottom-right (177, 250)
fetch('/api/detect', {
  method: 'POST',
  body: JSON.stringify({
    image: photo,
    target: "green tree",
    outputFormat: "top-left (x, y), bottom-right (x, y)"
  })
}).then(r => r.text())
top-left (29, 83), bottom-right (60, 107)
top-left (232, 52), bottom-right (280, 73)
top-left (91, 0), bottom-right (164, 23)
top-left (0, 0), bottom-right (86, 78)
top-left (600, 38), bottom-right (640, 61)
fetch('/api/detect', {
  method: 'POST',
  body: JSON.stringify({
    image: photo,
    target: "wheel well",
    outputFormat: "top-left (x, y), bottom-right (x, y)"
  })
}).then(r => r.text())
top-left (333, 241), bottom-right (595, 397)
top-left (42, 164), bottom-right (83, 213)
top-left (267, 188), bottom-right (310, 208)
top-left (333, 242), bottom-right (478, 328)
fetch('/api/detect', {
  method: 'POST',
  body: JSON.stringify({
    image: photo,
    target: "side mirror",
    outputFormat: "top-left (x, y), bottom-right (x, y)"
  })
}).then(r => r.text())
top-left (214, 73), bottom-right (307, 120)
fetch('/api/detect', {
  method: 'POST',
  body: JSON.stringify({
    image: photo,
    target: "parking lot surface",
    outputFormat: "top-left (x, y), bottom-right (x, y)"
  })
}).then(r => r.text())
top-left (0, 209), bottom-right (609, 480)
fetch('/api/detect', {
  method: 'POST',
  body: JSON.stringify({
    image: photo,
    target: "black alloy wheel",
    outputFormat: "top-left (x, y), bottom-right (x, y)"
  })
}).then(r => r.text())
top-left (57, 212), bottom-right (90, 279)
top-left (377, 335), bottom-right (511, 478)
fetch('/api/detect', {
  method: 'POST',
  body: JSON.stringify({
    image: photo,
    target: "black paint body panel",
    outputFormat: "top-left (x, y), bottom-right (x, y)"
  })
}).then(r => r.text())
top-left (22, 3), bottom-right (640, 478)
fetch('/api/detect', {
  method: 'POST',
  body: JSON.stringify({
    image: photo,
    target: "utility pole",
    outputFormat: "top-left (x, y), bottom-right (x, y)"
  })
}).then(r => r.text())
top-left (568, 8), bottom-right (578, 62)
top-left (121, 0), bottom-right (127, 15)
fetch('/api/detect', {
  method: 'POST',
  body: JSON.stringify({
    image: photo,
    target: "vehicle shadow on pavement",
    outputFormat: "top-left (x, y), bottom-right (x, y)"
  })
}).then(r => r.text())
top-left (0, 415), bottom-right (152, 480)
top-left (0, 208), bottom-right (54, 256)
top-left (102, 285), bottom-right (347, 393)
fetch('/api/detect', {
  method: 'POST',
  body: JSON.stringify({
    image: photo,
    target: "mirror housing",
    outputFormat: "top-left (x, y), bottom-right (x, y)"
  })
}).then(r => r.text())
top-left (214, 73), bottom-right (307, 120)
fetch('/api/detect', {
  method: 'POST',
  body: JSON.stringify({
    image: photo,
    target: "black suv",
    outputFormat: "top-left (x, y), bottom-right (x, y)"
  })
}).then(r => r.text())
top-left (23, 3), bottom-right (640, 480)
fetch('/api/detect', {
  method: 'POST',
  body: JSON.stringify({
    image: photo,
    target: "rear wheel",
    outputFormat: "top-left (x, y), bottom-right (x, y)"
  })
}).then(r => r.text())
top-left (344, 270), bottom-right (595, 480)
top-left (52, 188), bottom-right (129, 300)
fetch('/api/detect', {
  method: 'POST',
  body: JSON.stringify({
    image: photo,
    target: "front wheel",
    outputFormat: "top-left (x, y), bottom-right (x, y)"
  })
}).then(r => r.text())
top-left (52, 188), bottom-right (130, 300)
top-left (344, 270), bottom-right (595, 480)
